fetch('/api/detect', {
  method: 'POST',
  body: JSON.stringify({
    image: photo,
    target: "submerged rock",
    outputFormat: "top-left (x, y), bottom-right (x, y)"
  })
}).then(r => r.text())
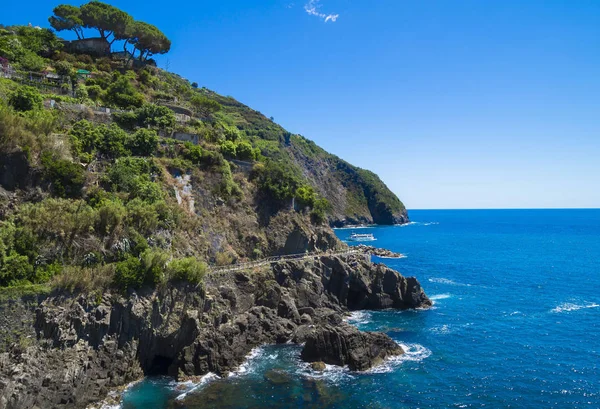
top-left (264, 369), bottom-right (292, 385)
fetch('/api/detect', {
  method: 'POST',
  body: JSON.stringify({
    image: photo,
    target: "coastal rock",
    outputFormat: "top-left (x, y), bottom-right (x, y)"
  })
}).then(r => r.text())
top-left (310, 361), bottom-right (327, 371)
top-left (0, 254), bottom-right (430, 409)
top-left (301, 325), bottom-right (404, 371)
top-left (355, 244), bottom-right (405, 258)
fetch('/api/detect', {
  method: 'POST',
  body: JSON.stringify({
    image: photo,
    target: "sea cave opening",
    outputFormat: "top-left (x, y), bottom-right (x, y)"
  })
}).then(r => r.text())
top-left (146, 355), bottom-right (175, 376)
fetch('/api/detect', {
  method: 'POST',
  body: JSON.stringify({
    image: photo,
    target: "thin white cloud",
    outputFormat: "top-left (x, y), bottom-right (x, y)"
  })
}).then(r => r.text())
top-left (304, 0), bottom-right (339, 22)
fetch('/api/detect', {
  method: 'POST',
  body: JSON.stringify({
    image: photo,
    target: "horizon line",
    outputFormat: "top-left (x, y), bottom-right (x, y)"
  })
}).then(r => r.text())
top-left (408, 207), bottom-right (600, 211)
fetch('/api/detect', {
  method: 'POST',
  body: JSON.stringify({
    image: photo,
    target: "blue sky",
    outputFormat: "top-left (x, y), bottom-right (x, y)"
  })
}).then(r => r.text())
top-left (4, 0), bottom-right (600, 209)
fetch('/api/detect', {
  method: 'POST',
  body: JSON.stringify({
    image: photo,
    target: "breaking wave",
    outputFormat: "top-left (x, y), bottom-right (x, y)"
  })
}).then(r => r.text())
top-left (429, 277), bottom-right (472, 287)
top-left (429, 293), bottom-right (452, 301)
top-left (175, 373), bottom-right (220, 401)
top-left (551, 302), bottom-right (599, 313)
top-left (345, 311), bottom-right (372, 326)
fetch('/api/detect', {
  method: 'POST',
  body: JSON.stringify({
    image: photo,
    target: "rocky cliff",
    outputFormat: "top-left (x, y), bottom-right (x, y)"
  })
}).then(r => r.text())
top-left (0, 253), bottom-right (430, 409)
top-left (287, 134), bottom-right (408, 226)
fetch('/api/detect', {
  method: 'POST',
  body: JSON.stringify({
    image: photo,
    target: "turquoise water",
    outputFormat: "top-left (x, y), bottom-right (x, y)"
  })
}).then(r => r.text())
top-left (120, 209), bottom-right (600, 408)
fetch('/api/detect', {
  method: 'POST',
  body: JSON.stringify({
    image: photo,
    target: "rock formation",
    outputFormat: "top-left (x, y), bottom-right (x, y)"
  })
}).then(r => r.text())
top-left (301, 325), bottom-right (404, 371)
top-left (0, 253), bottom-right (430, 409)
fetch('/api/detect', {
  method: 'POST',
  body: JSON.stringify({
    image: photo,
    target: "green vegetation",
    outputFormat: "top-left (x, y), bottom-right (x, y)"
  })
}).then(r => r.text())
top-left (0, 1), bottom-right (405, 297)
top-left (41, 153), bottom-right (86, 198)
top-left (49, 1), bottom-right (170, 61)
top-left (8, 86), bottom-right (43, 112)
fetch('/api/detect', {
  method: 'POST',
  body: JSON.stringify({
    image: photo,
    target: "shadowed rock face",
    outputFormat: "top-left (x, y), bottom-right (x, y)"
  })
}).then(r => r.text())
top-left (0, 254), bottom-right (430, 409)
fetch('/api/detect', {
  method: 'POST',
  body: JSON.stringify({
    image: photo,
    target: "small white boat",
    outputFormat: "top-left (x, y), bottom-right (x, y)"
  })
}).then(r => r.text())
top-left (348, 232), bottom-right (375, 241)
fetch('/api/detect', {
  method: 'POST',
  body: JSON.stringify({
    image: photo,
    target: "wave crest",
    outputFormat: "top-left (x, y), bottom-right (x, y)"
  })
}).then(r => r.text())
top-left (429, 293), bottom-right (452, 301)
top-left (551, 302), bottom-right (599, 313)
top-left (175, 373), bottom-right (220, 401)
top-left (345, 311), bottom-right (372, 326)
top-left (429, 277), bottom-right (472, 287)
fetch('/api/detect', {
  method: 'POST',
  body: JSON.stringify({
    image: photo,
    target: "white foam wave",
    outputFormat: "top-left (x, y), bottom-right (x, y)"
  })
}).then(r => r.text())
top-left (228, 346), bottom-right (266, 377)
top-left (429, 277), bottom-right (471, 287)
top-left (296, 362), bottom-right (355, 384)
top-left (551, 302), bottom-right (599, 313)
top-left (367, 343), bottom-right (432, 373)
top-left (396, 221), bottom-right (439, 227)
top-left (345, 311), bottom-right (372, 326)
top-left (175, 373), bottom-right (220, 401)
top-left (429, 293), bottom-right (452, 301)
top-left (429, 324), bottom-right (452, 335)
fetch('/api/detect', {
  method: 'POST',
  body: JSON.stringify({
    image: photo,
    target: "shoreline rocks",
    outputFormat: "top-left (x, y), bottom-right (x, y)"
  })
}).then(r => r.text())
top-left (301, 325), bottom-right (404, 371)
top-left (355, 244), bottom-right (405, 258)
top-left (0, 254), bottom-right (431, 409)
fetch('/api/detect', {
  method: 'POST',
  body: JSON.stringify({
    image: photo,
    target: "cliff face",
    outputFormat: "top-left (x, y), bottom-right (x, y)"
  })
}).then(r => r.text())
top-left (0, 254), bottom-right (430, 409)
top-left (287, 135), bottom-right (408, 226)
top-left (208, 96), bottom-right (409, 227)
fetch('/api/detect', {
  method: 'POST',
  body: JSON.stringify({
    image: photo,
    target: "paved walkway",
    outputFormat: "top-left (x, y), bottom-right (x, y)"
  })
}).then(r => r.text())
top-left (207, 248), bottom-right (364, 275)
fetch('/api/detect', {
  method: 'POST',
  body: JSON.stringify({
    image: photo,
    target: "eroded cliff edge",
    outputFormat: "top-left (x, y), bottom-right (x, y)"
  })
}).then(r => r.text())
top-left (0, 253), bottom-right (430, 409)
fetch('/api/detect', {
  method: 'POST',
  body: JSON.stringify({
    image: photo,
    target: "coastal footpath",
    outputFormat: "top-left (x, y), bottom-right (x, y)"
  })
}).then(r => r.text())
top-left (0, 253), bottom-right (430, 409)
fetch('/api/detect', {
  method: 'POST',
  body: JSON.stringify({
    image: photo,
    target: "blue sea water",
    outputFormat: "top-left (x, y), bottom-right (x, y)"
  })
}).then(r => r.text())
top-left (119, 209), bottom-right (600, 409)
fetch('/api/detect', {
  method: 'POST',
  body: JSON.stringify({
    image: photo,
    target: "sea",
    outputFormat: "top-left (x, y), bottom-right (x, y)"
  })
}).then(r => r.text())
top-left (117, 209), bottom-right (600, 409)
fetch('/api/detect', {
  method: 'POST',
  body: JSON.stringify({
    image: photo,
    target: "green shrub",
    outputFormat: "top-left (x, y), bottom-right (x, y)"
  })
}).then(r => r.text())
top-left (95, 199), bottom-right (126, 236)
top-left (251, 161), bottom-right (300, 202)
top-left (295, 185), bottom-right (317, 209)
top-left (105, 75), bottom-right (144, 109)
top-left (223, 125), bottom-right (240, 142)
top-left (236, 140), bottom-right (255, 160)
top-left (113, 249), bottom-right (168, 291)
top-left (112, 110), bottom-right (138, 129)
top-left (114, 255), bottom-right (143, 289)
top-left (125, 198), bottom-right (159, 234)
top-left (220, 140), bottom-right (236, 158)
top-left (16, 199), bottom-right (96, 247)
top-left (0, 252), bottom-right (34, 287)
top-left (190, 95), bottom-right (221, 117)
top-left (128, 129), bottom-right (159, 156)
top-left (18, 51), bottom-right (46, 72)
top-left (140, 249), bottom-right (169, 286)
top-left (134, 104), bottom-right (176, 131)
top-left (8, 86), bottom-right (43, 112)
top-left (86, 85), bottom-right (104, 101)
top-left (98, 124), bottom-right (130, 157)
top-left (75, 84), bottom-right (88, 101)
top-left (69, 119), bottom-right (101, 160)
top-left (166, 257), bottom-right (206, 285)
top-left (54, 60), bottom-right (73, 77)
top-left (310, 198), bottom-right (331, 224)
top-left (181, 143), bottom-right (225, 169)
top-left (41, 153), bottom-right (86, 198)
top-left (107, 158), bottom-right (164, 203)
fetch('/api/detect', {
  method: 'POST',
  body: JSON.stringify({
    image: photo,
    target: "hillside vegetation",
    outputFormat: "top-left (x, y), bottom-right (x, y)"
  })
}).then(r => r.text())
top-left (0, 2), bottom-right (407, 294)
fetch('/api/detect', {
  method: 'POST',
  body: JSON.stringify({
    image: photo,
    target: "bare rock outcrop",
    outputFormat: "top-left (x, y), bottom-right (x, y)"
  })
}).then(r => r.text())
top-left (0, 254), bottom-right (430, 409)
top-left (301, 324), bottom-right (404, 371)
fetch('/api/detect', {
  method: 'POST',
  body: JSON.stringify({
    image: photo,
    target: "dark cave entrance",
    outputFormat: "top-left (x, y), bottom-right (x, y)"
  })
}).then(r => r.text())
top-left (146, 355), bottom-right (174, 376)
